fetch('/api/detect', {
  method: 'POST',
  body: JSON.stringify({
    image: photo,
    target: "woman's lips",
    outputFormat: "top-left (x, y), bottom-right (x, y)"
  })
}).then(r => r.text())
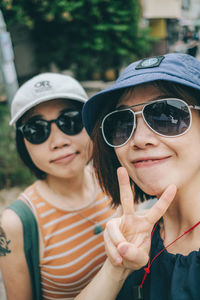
top-left (51, 153), bottom-right (77, 164)
top-left (132, 156), bottom-right (170, 168)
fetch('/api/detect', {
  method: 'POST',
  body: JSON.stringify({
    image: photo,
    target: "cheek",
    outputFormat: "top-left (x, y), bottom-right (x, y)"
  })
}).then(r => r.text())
top-left (80, 135), bottom-right (93, 161)
top-left (114, 147), bottom-right (127, 168)
top-left (25, 141), bottom-right (46, 166)
top-left (86, 140), bottom-right (93, 161)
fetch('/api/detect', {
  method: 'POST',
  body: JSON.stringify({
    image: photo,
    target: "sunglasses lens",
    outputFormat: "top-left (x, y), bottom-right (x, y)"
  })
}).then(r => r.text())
top-left (143, 99), bottom-right (190, 136)
top-left (19, 110), bottom-right (83, 144)
top-left (102, 110), bottom-right (134, 146)
top-left (22, 119), bottom-right (50, 144)
top-left (58, 110), bottom-right (83, 135)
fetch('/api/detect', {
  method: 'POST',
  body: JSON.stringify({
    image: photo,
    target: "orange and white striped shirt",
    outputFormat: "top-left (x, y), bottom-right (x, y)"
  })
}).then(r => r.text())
top-left (21, 184), bottom-right (116, 300)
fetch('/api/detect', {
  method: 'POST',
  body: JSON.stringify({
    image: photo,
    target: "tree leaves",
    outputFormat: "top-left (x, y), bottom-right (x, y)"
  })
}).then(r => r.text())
top-left (0, 0), bottom-right (152, 80)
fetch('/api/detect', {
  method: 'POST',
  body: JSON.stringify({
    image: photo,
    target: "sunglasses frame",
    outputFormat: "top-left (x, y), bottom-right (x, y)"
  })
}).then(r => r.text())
top-left (17, 109), bottom-right (83, 144)
top-left (101, 98), bottom-right (200, 148)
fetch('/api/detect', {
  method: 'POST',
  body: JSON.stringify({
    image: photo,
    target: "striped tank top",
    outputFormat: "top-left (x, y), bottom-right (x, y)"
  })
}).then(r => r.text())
top-left (21, 184), bottom-right (116, 299)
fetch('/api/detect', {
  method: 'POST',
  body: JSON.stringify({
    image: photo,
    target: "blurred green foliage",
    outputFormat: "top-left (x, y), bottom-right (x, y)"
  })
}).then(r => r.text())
top-left (0, 0), bottom-right (152, 80)
top-left (0, 104), bottom-right (35, 188)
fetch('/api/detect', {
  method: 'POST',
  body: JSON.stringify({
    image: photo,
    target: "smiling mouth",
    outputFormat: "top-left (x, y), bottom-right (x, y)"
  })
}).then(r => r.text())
top-left (132, 156), bottom-right (170, 167)
top-left (51, 152), bottom-right (78, 164)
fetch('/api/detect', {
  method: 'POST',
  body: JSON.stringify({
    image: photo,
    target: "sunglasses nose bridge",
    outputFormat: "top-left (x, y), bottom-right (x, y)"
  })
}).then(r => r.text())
top-left (48, 118), bottom-right (61, 131)
top-left (132, 109), bottom-right (143, 126)
top-left (49, 118), bottom-right (57, 125)
top-left (130, 109), bottom-right (147, 135)
top-left (45, 118), bottom-right (61, 136)
top-left (134, 110), bottom-right (143, 116)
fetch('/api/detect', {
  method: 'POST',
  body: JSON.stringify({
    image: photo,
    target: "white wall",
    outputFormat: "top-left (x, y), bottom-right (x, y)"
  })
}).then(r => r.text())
top-left (141, 0), bottom-right (182, 19)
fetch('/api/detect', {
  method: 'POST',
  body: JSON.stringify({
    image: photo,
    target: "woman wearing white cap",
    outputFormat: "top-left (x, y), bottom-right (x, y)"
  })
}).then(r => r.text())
top-left (0, 73), bottom-right (116, 299)
top-left (75, 53), bottom-right (200, 300)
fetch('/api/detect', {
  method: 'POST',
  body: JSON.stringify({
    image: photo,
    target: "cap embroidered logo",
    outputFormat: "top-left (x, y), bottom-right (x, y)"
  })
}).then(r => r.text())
top-left (135, 56), bottom-right (165, 69)
top-left (34, 80), bottom-right (52, 93)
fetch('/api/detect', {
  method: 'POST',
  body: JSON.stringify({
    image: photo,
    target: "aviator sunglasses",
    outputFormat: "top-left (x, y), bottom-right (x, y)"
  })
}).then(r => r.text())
top-left (101, 98), bottom-right (200, 147)
top-left (17, 109), bottom-right (83, 144)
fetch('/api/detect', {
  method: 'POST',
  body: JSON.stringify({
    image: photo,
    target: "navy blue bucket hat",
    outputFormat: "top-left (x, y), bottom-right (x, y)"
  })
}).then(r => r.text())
top-left (83, 53), bottom-right (200, 136)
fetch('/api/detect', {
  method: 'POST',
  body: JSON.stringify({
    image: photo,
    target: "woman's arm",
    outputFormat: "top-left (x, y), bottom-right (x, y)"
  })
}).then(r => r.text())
top-left (0, 209), bottom-right (33, 300)
top-left (75, 259), bottom-right (131, 300)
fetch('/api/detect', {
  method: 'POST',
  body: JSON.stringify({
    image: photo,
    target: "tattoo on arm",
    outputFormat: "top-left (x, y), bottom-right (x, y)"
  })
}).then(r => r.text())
top-left (0, 226), bottom-right (11, 256)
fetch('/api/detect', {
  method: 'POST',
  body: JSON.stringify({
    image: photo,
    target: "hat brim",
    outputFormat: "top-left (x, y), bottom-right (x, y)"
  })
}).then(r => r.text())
top-left (10, 93), bottom-right (87, 126)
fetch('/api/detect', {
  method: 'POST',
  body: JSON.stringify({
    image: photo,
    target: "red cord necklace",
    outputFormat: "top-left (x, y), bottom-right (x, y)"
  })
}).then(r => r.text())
top-left (140, 221), bottom-right (200, 288)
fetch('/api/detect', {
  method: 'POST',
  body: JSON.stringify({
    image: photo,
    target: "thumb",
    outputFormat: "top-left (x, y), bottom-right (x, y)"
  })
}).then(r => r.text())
top-left (117, 242), bottom-right (149, 269)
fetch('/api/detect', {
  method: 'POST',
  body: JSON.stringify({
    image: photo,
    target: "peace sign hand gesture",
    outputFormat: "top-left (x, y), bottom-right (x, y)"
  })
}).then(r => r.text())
top-left (104, 167), bottom-right (177, 271)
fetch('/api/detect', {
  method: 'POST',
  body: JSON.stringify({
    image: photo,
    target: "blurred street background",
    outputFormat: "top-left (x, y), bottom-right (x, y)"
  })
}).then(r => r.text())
top-left (0, 0), bottom-right (200, 298)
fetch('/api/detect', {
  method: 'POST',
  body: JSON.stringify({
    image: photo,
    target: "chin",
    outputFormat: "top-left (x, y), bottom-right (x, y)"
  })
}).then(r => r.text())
top-left (139, 182), bottom-right (169, 198)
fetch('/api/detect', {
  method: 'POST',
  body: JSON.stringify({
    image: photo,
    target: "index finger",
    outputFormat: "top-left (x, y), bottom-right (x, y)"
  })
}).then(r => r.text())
top-left (117, 167), bottom-right (135, 215)
top-left (146, 184), bottom-right (177, 225)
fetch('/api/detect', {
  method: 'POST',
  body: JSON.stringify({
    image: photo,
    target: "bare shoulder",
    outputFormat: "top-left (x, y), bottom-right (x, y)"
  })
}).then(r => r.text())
top-left (1, 208), bottom-right (23, 234)
top-left (0, 208), bottom-right (23, 256)
top-left (0, 209), bottom-right (33, 299)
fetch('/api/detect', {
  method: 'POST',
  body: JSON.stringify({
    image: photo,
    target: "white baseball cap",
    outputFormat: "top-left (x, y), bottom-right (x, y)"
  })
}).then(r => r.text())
top-left (10, 72), bottom-right (88, 125)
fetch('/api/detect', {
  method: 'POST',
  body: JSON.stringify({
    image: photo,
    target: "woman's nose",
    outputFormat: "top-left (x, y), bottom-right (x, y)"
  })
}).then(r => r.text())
top-left (129, 115), bottom-right (160, 149)
top-left (49, 123), bottom-right (71, 150)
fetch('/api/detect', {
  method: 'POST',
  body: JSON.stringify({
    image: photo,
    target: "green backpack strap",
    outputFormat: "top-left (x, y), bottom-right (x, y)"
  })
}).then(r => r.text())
top-left (8, 200), bottom-right (42, 300)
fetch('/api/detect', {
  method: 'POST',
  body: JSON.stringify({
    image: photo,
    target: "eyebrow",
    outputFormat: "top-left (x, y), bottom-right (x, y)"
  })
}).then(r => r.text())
top-left (116, 94), bottom-right (174, 110)
top-left (25, 112), bottom-right (53, 122)
top-left (60, 107), bottom-right (78, 114)
top-left (22, 113), bottom-right (43, 123)
top-left (26, 107), bottom-right (80, 121)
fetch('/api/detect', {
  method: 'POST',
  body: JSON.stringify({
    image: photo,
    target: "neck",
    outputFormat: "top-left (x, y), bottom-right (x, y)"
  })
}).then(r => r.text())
top-left (160, 179), bottom-right (200, 252)
top-left (37, 165), bottom-right (97, 209)
top-left (163, 180), bottom-right (200, 230)
top-left (47, 171), bottom-right (86, 197)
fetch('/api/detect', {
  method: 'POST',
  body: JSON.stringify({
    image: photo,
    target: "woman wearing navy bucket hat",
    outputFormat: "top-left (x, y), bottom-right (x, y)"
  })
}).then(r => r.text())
top-left (75, 53), bottom-right (200, 300)
top-left (0, 73), bottom-right (116, 299)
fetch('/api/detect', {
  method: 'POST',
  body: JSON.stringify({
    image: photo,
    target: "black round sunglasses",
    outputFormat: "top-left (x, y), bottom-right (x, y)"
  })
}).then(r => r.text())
top-left (17, 109), bottom-right (83, 144)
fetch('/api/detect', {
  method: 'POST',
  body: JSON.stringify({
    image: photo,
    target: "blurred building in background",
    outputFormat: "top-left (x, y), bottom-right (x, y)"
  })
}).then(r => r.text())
top-left (141, 0), bottom-right (200, 56)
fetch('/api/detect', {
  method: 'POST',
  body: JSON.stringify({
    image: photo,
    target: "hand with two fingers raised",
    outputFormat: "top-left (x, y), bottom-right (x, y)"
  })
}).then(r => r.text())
top-left (104, 167), bottom-right (177, 271)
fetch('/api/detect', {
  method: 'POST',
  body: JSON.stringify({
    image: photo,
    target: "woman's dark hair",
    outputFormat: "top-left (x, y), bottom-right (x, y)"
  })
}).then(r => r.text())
top-left (91, 81), bottom-right (200, 206)
top-left (15, 99), bottom-right (84, 180)
top-left (16, 124), bottom-right (46, 179)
